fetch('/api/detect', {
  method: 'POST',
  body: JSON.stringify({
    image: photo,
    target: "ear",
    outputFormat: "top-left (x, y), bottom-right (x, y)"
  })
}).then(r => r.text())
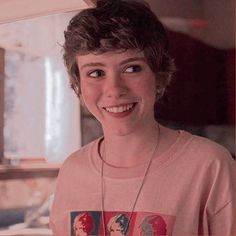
top-left (156, 82), bottom-right (162, 92)
top-left (155, 83), bottom-right (165, 100)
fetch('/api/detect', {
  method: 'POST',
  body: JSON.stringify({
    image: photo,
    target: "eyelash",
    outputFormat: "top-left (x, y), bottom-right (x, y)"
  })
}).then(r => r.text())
top-left (87, 70), bottom-right (104, 78)
top-left (124, 65), bottom-right (142, 73)
top-left (87, 65), bottom-right (142, 78)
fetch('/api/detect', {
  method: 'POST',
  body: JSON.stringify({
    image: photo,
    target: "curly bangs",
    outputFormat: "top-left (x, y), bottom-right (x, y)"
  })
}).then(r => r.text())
top-left (63, 0), bottom-right (175, 98)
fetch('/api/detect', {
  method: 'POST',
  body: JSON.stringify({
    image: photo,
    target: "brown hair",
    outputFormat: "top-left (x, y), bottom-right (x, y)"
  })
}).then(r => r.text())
top-left (63, 0), bottom-right (175, 99)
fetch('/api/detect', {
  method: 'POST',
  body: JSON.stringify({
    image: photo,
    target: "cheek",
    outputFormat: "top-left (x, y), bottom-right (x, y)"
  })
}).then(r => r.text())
top-left (135, 80), bottom-right (156, 100)
top-left (80, 83), bottom-right (96, 102)
top-left (79, 90), bottom-right (94, 113)
top-left (80, 84), bottom-right (101, 116)
top-left (80, 79), bottom-right (102, 96)
top-left (134, 72), bottom-right (156, 94)
top-left (146, 77), bottom-right (157, 98)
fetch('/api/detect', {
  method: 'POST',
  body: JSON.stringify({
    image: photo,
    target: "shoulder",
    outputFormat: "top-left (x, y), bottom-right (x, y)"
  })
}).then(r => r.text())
top-left (181, 130), bottom-right (234, 163)
top-left (178, 131), bottom-right (235, 182)
top-left (186, 134), bottom-right (236, 215)
top-left (160, 125), bottom-right (233, 165)
top-left (58, 137), bottom-right (102, 174)
top-left (177, 131), bottom-right (235, 205)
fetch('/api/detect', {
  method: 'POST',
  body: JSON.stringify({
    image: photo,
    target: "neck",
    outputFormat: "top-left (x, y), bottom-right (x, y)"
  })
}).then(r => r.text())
top-left (101, 121), bottom-right (160, 167)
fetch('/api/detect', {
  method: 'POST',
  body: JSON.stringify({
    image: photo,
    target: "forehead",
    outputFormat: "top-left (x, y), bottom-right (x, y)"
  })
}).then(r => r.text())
top-left (76, 49), bottom-right (146, 68)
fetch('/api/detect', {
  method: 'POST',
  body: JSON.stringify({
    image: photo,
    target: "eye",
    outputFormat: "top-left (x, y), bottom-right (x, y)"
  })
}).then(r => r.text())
top-left (124, 65), bottom-right (142, 73)
top-left (88, 69), bottom-right (105, 78)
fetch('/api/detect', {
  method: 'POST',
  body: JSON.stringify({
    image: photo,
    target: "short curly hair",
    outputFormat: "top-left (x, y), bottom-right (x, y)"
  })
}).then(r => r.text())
top-left (63, 0), bottom-right (175, 99)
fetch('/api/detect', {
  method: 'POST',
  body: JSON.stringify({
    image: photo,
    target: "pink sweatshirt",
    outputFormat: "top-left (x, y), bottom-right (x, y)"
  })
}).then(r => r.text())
top-left (50, 130), bottom-right (235, 236)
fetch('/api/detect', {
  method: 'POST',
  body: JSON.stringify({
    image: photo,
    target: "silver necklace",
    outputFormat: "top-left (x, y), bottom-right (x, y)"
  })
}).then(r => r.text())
top-left (100, 124), bottom-right (160, 236)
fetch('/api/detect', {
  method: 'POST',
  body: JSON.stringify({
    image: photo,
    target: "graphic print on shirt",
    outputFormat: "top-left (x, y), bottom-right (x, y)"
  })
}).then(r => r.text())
top-left (70, 211), bottom-right (175, 236)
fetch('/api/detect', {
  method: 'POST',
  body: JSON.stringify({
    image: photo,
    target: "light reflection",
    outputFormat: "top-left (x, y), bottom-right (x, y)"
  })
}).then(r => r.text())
top-left (4, 51), bottom-right (80, 163)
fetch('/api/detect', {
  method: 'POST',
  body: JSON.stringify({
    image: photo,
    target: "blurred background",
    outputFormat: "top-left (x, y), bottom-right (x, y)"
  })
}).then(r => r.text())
top-left (0, 0), bottom-right (234, 235)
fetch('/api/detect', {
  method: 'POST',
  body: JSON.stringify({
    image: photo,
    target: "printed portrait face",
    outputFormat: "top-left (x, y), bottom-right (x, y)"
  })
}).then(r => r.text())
top-left (74, 220), bottom-right (88, 236)
top-left (139, 215), bottom-right (167, 236)
top-left (73, 212), bottom-right (94, 236)
top-left (107, 214), bottom-right (129, 236)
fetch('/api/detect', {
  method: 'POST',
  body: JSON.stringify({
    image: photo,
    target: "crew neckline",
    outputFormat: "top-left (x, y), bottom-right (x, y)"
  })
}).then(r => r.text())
top-left (89, 130), bottom-right (192, 179)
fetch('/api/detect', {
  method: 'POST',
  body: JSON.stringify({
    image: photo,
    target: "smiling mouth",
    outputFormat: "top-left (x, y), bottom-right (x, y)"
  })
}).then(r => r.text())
top-left (103, 103), bottom-right (136, 113)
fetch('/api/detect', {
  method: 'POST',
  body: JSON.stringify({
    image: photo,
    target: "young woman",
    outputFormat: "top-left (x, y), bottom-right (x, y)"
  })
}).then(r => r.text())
top-left (50, 1), bottom-right (235, 235)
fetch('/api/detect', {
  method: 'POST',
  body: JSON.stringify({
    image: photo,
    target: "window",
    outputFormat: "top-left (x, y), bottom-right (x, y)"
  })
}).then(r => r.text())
top-left (0, 13), bottom-right (81, 165)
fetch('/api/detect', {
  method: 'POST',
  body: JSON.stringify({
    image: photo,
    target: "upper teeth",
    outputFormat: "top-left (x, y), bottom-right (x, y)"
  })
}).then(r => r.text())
top-left (105, 104), bottom-right (134, 113)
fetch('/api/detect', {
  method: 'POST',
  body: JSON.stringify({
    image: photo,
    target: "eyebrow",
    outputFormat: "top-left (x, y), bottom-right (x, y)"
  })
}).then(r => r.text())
top-left (80, 56), bottom-right (146, 70)
top-left (120, 56), bottom-right (146, 65)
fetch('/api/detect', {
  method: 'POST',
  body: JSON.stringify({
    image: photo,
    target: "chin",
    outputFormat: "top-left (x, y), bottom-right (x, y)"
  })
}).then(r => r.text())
top-left (104, 125), bottom-right (136, 137)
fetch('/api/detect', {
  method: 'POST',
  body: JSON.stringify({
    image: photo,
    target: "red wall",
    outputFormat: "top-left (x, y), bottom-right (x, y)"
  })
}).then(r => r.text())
top-left (155, 31), bottom-right (235, 125)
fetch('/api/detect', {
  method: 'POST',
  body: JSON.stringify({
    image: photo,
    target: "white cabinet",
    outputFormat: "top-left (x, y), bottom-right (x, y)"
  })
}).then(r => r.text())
top-left (0, 0), bottom-right (96, 24)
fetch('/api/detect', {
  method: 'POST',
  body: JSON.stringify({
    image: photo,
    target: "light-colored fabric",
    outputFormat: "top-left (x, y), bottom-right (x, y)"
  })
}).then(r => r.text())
top-left (50, 130), bottom-right (235, 236)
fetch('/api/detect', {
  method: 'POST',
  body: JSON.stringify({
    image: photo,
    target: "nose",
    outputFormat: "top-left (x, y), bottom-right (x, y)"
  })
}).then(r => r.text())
top-left (104, 73), bottom-right (128, 98)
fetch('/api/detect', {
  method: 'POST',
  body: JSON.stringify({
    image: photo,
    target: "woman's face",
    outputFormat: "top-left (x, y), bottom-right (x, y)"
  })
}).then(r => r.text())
top-left (77, 49), bottom-right (157, 137)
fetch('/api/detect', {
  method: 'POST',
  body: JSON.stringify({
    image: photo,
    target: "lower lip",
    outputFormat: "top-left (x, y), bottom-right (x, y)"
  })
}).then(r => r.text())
top-left (104, 104), bottom-right (136, 118)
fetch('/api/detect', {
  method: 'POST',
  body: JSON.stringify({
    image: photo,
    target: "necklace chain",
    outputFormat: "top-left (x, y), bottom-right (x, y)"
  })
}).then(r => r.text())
top-left (100, 124), bottom-right (160, 236)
